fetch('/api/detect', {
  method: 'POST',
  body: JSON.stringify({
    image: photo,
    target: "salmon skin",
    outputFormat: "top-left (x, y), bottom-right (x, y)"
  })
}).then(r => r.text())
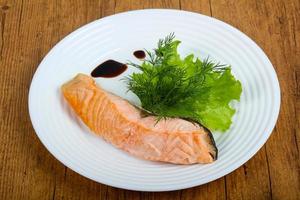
top-left (61, 74), bottom-right (218, 164)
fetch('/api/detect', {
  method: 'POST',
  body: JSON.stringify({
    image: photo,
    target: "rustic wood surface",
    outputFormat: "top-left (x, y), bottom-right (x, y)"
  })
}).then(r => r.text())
top-left (0, 0), bottom-right (299, 199)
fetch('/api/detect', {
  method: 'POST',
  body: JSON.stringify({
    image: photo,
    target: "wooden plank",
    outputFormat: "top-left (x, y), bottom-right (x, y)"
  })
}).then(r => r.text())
top-left (181, 180), bottom-right (226, 200)
top-left (0, 0), bottom-right (59, 199)
top-left (261, 0), bottom-right (300, 199)
top-left (180, 0), bottom-right (211, 16)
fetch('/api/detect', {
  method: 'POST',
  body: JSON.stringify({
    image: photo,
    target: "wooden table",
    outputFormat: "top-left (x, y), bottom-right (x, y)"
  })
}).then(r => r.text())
top-left (0, 0), bottom-right (299, 199)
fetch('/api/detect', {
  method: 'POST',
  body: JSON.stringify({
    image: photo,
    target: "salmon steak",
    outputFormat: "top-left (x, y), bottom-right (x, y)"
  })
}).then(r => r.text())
top-left (61, 74), bottom-right (218, 164)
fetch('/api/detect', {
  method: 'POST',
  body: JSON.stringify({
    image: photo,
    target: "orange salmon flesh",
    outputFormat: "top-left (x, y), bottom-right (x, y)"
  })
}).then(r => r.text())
top-left (61, 74), bottom-right (218, 164)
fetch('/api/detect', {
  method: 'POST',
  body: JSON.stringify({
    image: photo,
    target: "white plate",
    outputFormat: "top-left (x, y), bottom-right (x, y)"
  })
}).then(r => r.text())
top-left (29, 9), bottom-right (280, 191)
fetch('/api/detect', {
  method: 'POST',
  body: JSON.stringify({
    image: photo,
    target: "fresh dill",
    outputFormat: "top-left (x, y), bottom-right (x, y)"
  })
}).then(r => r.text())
top-left (125, 33), bottom-right (242, 131)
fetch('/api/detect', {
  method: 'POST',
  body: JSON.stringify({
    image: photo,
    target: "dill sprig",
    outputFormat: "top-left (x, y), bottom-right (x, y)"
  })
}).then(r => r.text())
top-left (126, 33), bottom-right (230, 115)
top-left (124, 33), bottom-right (242, 132)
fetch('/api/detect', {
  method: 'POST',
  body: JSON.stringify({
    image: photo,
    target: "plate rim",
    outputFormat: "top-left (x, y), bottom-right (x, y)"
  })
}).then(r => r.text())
top-left (28, 9), bottom-right (281, 191)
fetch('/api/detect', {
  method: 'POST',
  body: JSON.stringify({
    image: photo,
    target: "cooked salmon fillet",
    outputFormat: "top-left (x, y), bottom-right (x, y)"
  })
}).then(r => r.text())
top-left (61, 74), bottom-right (218, 164)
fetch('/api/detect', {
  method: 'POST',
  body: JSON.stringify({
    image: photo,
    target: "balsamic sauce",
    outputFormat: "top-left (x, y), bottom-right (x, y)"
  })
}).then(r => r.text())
top-left (91, 59), bottom-right (127, 78)
top-left (133, 50), bottom-right (146, 59)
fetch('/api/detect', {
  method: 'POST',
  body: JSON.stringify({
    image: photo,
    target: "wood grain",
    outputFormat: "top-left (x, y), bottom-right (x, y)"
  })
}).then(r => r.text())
top-left (0, 0), bottom-right (299, 199)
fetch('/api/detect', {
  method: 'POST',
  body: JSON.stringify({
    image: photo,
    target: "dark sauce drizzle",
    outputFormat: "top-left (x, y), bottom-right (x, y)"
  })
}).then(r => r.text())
top-left (133, 50), bottom-right (146, 59)
top-left (91, 50), bottom-right (146, 78)
top-left (91, 59), bottom-right (127, 78)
